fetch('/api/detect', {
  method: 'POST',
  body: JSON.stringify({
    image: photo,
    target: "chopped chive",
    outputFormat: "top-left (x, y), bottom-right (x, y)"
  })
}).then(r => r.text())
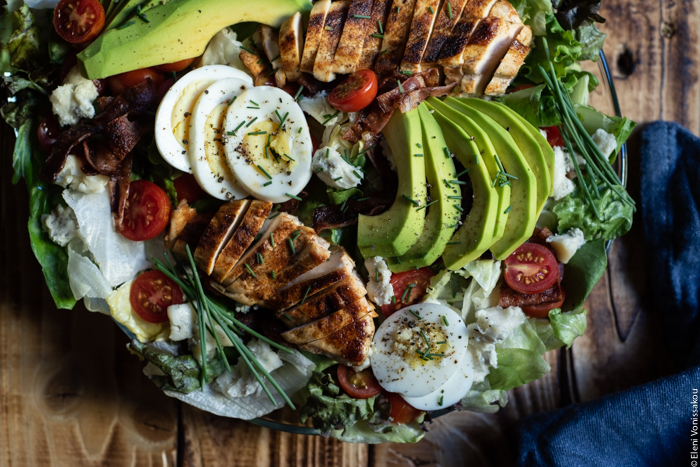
top-left (448, 195), bottom-right (462, 199)
top-left (284, 153), bottom-right (295, 161)
top-left (447, 1), bottom-right (453, 18)
top-left (446, 241), bottom-right (461, 245)
top-left (504, 205), bottom-right (513, 214)
top-left (357, 197), bottom-right (371, 201)
top-left (136, 6), bottom-right (150, 23)
top-left (284, 312), bottom-right (291, 320)
top-left (265, 69), bottom-right (276, 77)
top-left (443, 179), bottom-right (453, 188)
top-left (333, 176), bottom-right (343, 181)
top-left (401, 70), bottom-right (413, 75)
top-left (271, 271), bottom-right (276, 279)
top-left (408, 309), bottom-right (422, 320)
top-left (429, 6), bottom-right (434, 14)
top-left (397, 80), bottom-right (404, 93)
top-left (456, 168), bottom-right (469, 177)
top-left (448, 223), bottom-right (460, 228)
top-left (454, 204), bottom-right (464, 212)
top-left (245, 116), bottom-right (258, 127)
top-left (285, 193), bottom-right (302, 201)
top-left (279, 111), bottom-right (289, 127)
top-left (294, 86), bottom-right (304, 101)
top-left (437, 341), bottom-right (447, 344)
top-left (325, 148), bottom-right (330, 159)
top-left (402, 194), bottom-right (419, 206)
top-left (416, 143), bottom-right (422, 148)
top-left (377, 19), bottom-right (384, 33)
top-left (270, 232), bottom-right (275, 247)
top-left (257, 253), bottom-right (264, 264)
top-left (249, 100), bottom-right (259, 106)
top-left (353, 170), bottom-right (362, 179)
top-left (314, 167), bottom-right (324, 173)
top-left (442, 315), bottom-right (449, 326)
top-left (353, 145), bottom-right (375, 159)
top-left (438, 395), bottom-right (444, 406)
top-left (428, 353), bottom-right (445, 358)
top-left (416, 199), bottom-right (438, 211)
top-left (244, 263), bottom-right (256, 277)
top-left (118, 20), bottom-right (135, 29)
top-left (397, 6), bottom-right (401, 12)
top-left (263, 181), bottom-right (272, 186)
top-left (256, 165), bottom-right (273, 179)
top-left (228, 96), bottom-right (237, 105)
top-left (269, 212), bottom-right (280, 219)
top-left (380, 49), bottom-right (389, 55)
top-left (264, 146), bottom-right (270, 159)
top-left (444, 147), bottom-right (451, 159)
top-left (414, 153), bottom-right (424, 157)
top-left (298, 127), bottom-right (303, 134)
top-left (248, 130), bottom-right (267, 135)
top-left (231, 121), bottom-right (246, 134)
top-left (301, 285), bottom-right (311, 304)
top-left (474, 153), bottom-right (479, 164)
top-left (240, 46), bottom-right (258, 55)
top-left (354, 14), bottom-right (372, 18)
top-left (292, 229), bottom-right (302, 241)
top-left (391, 295), bottom-right (396, 303)
top-left (247, 106), bottom-right (260, 109)
top-left (451, 179), bottom-right (467, 185)
top-left (401, 286), bottom-right (411, 302)
top-left (287, 238), bottom-right (296, 255)
top-left (420, 329), bottom-right (430, 347)
top-left (372, 33), bottom-right (384, 39)
top-left (270, 54), bottom-right (281, 62)
top-left (396, 257), bottom-right (401, 264)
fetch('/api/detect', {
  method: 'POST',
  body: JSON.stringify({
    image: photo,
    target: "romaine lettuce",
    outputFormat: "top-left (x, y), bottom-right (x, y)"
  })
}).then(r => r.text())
top-left (552, 187), bottom-right (633, 241)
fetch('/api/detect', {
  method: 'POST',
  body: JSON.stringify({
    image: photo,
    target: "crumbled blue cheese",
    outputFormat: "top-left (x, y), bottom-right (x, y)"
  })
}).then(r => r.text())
top-left (197, 28), bottom-right (250, 76)
top-left (365, 256), bottom-right (393, 306)
top-left (42, 204), bottom-right (77, 247)
top-left (55, 155), bottom-right (109, 193)
top-left (49, 66), bottom-right (99, 127)
top-left (592, 128), bottom-right (617, 158)
top-left (467, 306), bottom-right (527, 381)
top-left (167, 303), bottom-right (196, 341)
top-left (312, 146), bottom-right (362, 189)
top-left (551, 146), bottom-right (576, 200)
top-left (379, 137), bottom-right (397, 172)
top-left (298, 91), bottom-right (342, 126)
top-left (212, 339), bottom-right (283, 398)
top-left (547, 227), bottom-right (586, 264)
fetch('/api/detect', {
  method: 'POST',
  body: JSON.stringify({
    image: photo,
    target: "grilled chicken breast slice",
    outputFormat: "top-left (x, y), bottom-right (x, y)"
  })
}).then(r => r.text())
top-left (484, 25), bottom-right (532, 95)
top-left (211, 200), bottom-right (272, 283)
top-left (259, 25), bottom-right (283, 70)
top-left (436, 0), bottom-right (498, 69)
top-left (240, 47), bottom-right (267, 77)
top-left (298, 313), bottom-right (375, 366)
top-left (282, 297), bottom-right (376, 344)
top-left (277, 273), bottom-right (367, 327)
top-left (421, 0), bottom-right (471, 66)
top-left (460, 17), bottom-right (522, 95)
top-left (172, 212), bottom-right (215, 260)
top-left (279, 12), bottom-right (305, 82)
top-left (194, 200), bottom-right (250, 275)
top-left (374, 0), bottom-right (419, 75)
top-left (357, 0), bottom-right (393, 70)
top-left (399, 0), bottom-right (442, 73)
top-left (165, 200), bottom-right (197, 250)
top-left (313, 0), bottom-right (351, 82)
top-left (267, 248), bottom-right (356, 310)
top-left (332, 0), bottom-right (375, 74)
top-left (301, 0), bottom-right (333, 73)
top-left (488, 0), bottom-right (521, 23)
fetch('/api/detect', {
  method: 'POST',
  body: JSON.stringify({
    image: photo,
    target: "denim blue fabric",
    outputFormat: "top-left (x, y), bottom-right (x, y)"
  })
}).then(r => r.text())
top-left (515, 122), bottom-right (700, 466)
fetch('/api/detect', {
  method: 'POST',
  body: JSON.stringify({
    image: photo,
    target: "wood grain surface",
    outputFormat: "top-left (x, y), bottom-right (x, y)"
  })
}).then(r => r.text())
top-left (0, 1), bottom-right (693, 465)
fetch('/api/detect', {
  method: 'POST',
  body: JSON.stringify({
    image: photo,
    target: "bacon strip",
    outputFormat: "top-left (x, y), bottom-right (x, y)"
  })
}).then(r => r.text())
top-left (40, 125), bottom-right (100, 183)
top-left (103, 111), bottom-right (153, 160)
top-left (498, 282), bottom-right (563, 308)
top-left (109, 154), bottom-right (133, 231)
top-left (93, 79), bottom-right (156, 127)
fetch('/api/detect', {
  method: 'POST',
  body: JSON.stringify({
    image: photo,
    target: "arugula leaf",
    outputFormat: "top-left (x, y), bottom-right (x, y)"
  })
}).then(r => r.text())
top-left (487, 348), bottom-right (551, 391)
top-left (553, 187), bottom-right (633, 241)
top-left (561, 239), bottom-right (607, 310)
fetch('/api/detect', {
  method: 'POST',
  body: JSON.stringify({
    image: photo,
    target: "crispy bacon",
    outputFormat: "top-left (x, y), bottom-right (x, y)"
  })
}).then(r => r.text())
top-left (109, 154), bottom-right (133, 231)
top-left (103, 111), bottom-right (153, 160)
top-left (40, 124), bottom-right (100, 183)
top-left (278, 191), bottom-right (307, 215)
top-left (499, 281), bottom-right (563, 308)
top-left (82, 140), bottom-right (121, 176)
top-left (313, 195), bottom-right (394, 232)
top-left (93, 79), bottom-right (156, 127)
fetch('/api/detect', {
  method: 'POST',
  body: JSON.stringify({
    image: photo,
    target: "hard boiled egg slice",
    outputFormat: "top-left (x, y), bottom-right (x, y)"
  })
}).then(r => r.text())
top-left (371, 303), bottom-right (469, 398)
top-left (155, 65), bottom-right (253, 173)
top-left (189, 77), bottom-right (252, 200)
top-left (223, 86), bottom-right (312, 203)
top-left (401, 350), bottom-right (476, 410)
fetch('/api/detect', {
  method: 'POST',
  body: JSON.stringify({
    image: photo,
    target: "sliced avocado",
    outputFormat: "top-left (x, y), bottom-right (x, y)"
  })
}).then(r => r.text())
top-left (426, 98), bottom-right (511, 243)
top-left (388, 104), bottom-right (462, 272)
top-left (458, 98), bottom-right (551, 211)
top-left (425, 100), bottom-right (499, 270)
top-left (78, 0), bottom-right (312, 79)
top-left (443, 97), bottom-right (537, 260)
top-left (358, 109), bottom-right (427, 258)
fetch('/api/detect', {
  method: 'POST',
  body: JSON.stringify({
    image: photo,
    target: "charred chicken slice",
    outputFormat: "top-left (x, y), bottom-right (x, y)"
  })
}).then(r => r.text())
top-left (399, 0), bottom-right (442, 73)
top-left (484, 24), bottom-right (532, 96)
top-left (332, 0), bottom-right (376, 74)
top-left (301, 0), bottom-right (333, 73)
top-left (281, 297), bottom-right (376, 344)
top-left (259, 25), bottom-right (286, 87)
top-left (279, 12), bottom-right (305, 82)
top-left (357, 0), bottom-right (394, 70)
top-left (298, 313), bottom-right (375, 367)
top-left (193, 200), bottom-right (250, 275)
top-left (172, 212), bottom-right (216, 260)
top-left (165, 200), bottom-right (197, 250)
top-left (421, 0), bottom-right (471, 66)
top-left (313, 0), bottom-right (351, 82)
top-left (374, 0), bottom-right (419, 75)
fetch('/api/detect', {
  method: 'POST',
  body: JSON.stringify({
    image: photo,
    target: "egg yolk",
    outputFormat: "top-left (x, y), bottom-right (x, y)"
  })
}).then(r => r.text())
top-left (172, 79), bottom-right (216, 149)
top-left (203, 103), bottom-right (236, 186)
top-left (240, 120), bottom-right (296, 176)
top-left (390, 317), bottom-right (451, 369)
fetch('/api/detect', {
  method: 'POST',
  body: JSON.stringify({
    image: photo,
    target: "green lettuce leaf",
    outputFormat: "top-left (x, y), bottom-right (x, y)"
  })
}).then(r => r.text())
top-left (7, 4), bottom-right (44, 71)
top-left (487, 348), bottom-right (551, 391)
top-left (575, 19), bottom-right (607, 61)
top-left (507, 0), bottom-right (553, 36)
top-left (531, 318), bottom-right (567, 351)
top-left (561, 239), bottom-right (607, 310)
top-left (575, 104), bottom-right (636, 160)
top-left (327, 187), bottom-right (363, 205)
top-left (499, 84), bottom-right (560, 128)
top-left (460, 379), bottom-right (508, 413)
top-left (552, 187), bottom-right (633, 241)
top-left (330, 419), bottom-right (425, 444)
top-left (549, 308), bottom-right (588, 347)
top-left (500, 318), bottom-right (547, 355)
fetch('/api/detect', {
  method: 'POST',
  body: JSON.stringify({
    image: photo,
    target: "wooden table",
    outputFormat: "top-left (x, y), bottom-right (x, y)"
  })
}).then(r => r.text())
top-left (1, 0), bottom-right (695, 464)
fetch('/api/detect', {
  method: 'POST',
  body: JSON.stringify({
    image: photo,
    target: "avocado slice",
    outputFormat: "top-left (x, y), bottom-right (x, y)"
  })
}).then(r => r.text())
top-left (442, 97), bottom-right (537, 260)
top-left (78, 0), bottom-right (312, 79)
top-left (388, 104), bottom-right (462, 272)
top-left (426, 98), bottom-right (511, 244)
top-left (425, 101), bottom-right (499, 270)
top-left (458, 98), bottom-right (552, 211)
top-left (358, 109), bottom-right (427, 258)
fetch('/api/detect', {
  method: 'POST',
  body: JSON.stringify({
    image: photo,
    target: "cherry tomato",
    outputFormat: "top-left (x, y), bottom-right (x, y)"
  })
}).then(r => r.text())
top-left (508, 83), bottom-right (534, 93)
top-left (504, 243), bottom-right (559, 295)
top-left (130, 270), bottom-right (183, 323)
top-left (53, 0), bottom-right (105, 44)
top-left (385, 392), bottom-right (423, 425)
top-left (381, 267), bottom-right (435, 317)
top-left (155, 58), bottom-right (196, 73)
top-left (541, 126), bottom-right (565, 148)
top-left (522, 288), bottom-right (566, 319)
top-left (37, 116), bottom-right (62, 155)
top-left (121, 180), bottom-right (171, 241)
top-left (108, 67), bottom-right (164, 96)
top-left (173, 173), bottom-right (205, 203)
top-left (329, 69), bottom-right (378, 113)
top-left (337, 365), bottom-right (382, 399)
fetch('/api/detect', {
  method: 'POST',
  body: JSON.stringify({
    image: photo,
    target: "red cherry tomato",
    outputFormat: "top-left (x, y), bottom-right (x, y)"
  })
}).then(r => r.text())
top-left (328, 69), bottom-right (378, 112)
top-left (53, 0), bottom-right (105, 44)
top-left (522, 288), bottom-right (566, 319)
top-left (508, 83), bottom-right (535, 94)
top-left (155, 58), bottom-right (196, 73)
top-left (504, 243), bottom-right (559, 295)
top-left (130, 270), bottom-right (183, 323)
top-left (380, 267), bottom-right (435, 317)
top-left (37, 116), bottom-right (62, 154)
top-left (541, 126), bottom-right (565, 148)
top-left (385, 392), bottom-right (423, 425)
top-left (337, 365), bottom-right (382, 399)
top-left (121, 180), bottom-right (171, 241)
top-left (173, 173), bottom-right (205, 203)
top-left (108, 68), bottom-right (164, 96)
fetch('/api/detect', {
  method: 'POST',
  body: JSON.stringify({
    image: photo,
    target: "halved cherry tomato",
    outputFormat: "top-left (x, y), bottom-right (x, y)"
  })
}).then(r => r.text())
top-left (337, 365), bottom-right (382, 399)
top-left (522, 288), bottom-right (566, 319)
top-left (508, 83), bottom-right (534, 94)
top-left (155, 58), bottom-right (196, 73)
top-left (37, 116), bottom-right (62, 155)
top-left (130, 270), bottom-right (183, 323)
top-left (53, 0), bottom-right (105, 44)
top-left (108, 67), bottom-right (164, 96)
top-left (541, 126), bottom-right (565, 148)
top-left (174, 173), bottom-right (205, 203)
top-left (380, 267), bottom-right (435, 317)
top-left (329, 69), bottom-right (378, 113)
top-left (121, 180), bottom-right (171, 241)
top-left (504, 243), bottom-right (559, 295)
top-left (385, 392), bottom-right (423, 425)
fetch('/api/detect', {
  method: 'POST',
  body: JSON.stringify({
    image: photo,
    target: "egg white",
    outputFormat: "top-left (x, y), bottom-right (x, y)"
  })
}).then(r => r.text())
top-left (401, 349), bottom-right (476, 410)
top-left (189, 78), bottom-right (252, 200)
top-left (223, 86), bottom-right (312, 203)
top-left (155, 65), bottom-right (253, 173)
top-left (371, 303), bottom-right (469, 398)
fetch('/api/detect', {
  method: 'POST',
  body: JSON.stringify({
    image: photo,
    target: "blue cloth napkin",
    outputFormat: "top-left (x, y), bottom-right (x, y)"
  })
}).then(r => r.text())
top-left (514, 121), bottom-right (700, 466)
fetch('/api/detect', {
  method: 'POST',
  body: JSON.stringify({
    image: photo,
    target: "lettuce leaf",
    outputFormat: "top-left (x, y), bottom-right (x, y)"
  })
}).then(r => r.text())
top-left (549, 308), bottom-right (588, 347)
top-left (460, 379), bottom-right (508, 413)
top-left (7, 4), bottom-right (44, 71)
top-left (487, 348), bottom-right (551, 391)
top-left (561, 239), bottom-right (607, 310)
top-left (575, 104), bottom-right (636, 160)
top-left (552, 187), bottom-right (633, 241)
